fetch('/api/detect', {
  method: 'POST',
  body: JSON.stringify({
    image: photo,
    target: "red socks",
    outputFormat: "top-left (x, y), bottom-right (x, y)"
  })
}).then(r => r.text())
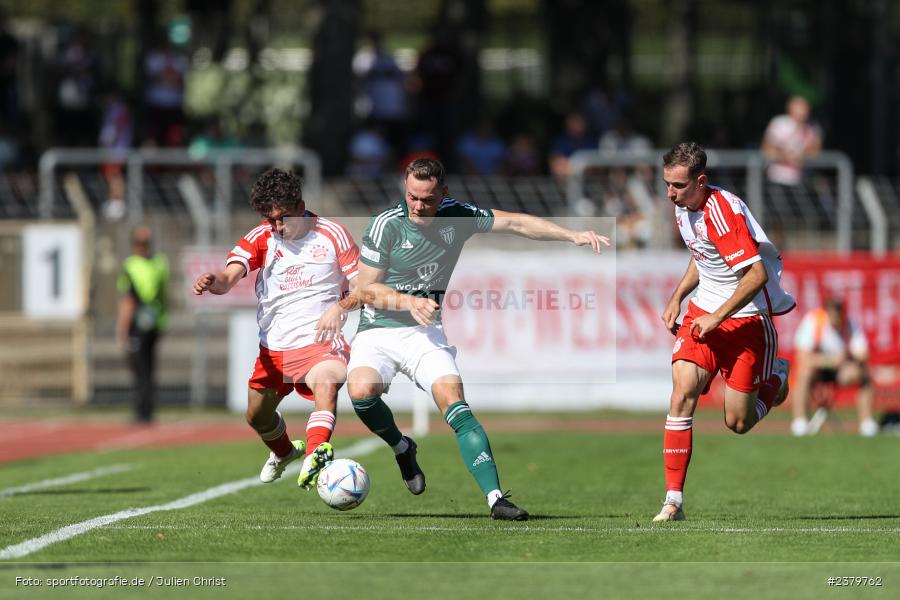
top-left (755, 373), bottom-right (784, 420)
top-left (258, 411), bottom-right (294, 458)
top-left (663, 416), bottom-right (693, 494)
top-left (305, 410), bottom-right (336, 455)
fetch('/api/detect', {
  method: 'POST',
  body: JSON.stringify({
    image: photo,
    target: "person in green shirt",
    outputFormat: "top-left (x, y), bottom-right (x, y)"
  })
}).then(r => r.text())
top-left (116, 225), bottom-right (169, 423)
top-left (346, 157), bottom-right (609, 520)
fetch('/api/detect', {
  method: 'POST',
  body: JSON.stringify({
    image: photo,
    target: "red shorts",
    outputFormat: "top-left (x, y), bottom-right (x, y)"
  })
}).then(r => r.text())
top-left (671, 302), bottom-right (778, 393)
top-left (249, 338), bottom-right (350, 399)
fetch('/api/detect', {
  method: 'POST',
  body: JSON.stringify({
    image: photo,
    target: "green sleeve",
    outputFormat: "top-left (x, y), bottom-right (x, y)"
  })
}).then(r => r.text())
top-left (360, 215), bottom-right (396, 269)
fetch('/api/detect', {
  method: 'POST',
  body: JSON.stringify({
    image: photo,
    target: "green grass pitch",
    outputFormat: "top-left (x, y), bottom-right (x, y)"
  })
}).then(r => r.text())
top-left (1, 424), bottom-right (898, 599)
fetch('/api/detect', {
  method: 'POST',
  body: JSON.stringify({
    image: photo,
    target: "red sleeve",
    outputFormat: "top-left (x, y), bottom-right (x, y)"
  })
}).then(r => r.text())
top-left (317, 219), bottom-right (360, 281)
top-left (226, 223), bottom-right (270, 276)
top-left (704, 194), bottom-right (760, 272)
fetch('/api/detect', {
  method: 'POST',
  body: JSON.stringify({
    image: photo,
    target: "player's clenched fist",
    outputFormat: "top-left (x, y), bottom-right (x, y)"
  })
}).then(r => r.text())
top-left (193, 272), bottom-right (217, 295)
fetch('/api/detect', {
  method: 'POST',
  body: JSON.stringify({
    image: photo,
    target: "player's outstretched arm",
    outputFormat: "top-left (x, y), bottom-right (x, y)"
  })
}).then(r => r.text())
top-left (355, 263), bottom-right (438, 326)
top-left (490, 209), bottom-right (610, 253)
top-left (662, 258), bottom-right (699, 334)
top-left (193, 262), bottom-right (246, 296)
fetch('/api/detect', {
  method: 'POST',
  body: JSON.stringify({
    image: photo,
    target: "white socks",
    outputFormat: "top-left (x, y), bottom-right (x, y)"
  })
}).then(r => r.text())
top-left (665, 491), bottom-right (684, 506)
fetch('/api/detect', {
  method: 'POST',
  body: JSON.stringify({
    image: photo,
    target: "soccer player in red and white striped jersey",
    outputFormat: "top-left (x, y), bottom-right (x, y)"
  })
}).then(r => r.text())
top-left (654, 142), bottom-right (795, 522)
top-left (193, 168), bottom-right (360, 489)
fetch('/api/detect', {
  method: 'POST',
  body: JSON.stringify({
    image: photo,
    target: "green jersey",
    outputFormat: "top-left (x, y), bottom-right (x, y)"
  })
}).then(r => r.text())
top-left (358, 198), bottom-right (494, 331)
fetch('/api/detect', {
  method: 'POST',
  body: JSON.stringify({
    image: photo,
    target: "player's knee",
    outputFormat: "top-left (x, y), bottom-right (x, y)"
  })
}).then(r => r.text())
top-left (348, 381), bottom-right (380, 400)
top-left (725, 416), bottom-right (753, 434)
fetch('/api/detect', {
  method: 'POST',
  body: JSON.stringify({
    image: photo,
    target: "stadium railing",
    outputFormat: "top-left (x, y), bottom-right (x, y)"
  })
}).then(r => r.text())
top-left (567, 148), bottom-right (884, 254)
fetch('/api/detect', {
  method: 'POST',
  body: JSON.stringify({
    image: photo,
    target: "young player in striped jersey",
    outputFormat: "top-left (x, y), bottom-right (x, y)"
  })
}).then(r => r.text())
top-left (344, 158), bottom-right (610, 520)
top-left (654, 142), bottom-right (795, 522)
top-left (192, 169), bottom-right (360, 489)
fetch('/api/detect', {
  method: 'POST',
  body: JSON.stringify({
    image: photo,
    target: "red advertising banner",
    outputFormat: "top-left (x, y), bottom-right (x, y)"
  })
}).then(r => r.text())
top-left (181, 247), bottom-right (259, 310)
top-left (779, 252), bottom-right (900, 366)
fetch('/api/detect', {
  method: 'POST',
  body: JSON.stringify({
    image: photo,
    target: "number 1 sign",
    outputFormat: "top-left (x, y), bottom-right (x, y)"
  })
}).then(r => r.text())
top-left (22, 224), bottom-right (83, 319)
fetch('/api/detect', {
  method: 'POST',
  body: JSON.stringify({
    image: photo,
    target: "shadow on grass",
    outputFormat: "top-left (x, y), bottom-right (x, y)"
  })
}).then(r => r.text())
top-left (384, 513), bottom-right (579, 520)
top-left (9, 487), bottom-right (152, 496)
top-left (793, 514), bottom-right (900, 521)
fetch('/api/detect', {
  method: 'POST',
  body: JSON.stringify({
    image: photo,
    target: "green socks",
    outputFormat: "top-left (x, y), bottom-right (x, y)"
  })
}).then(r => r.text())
top-left (445, 401), bottom-right (501, 495)
top-left (351, 396), bottom-right (403, 446)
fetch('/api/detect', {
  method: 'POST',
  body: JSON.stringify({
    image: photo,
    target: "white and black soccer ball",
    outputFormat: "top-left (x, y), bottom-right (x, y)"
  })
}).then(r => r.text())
top-left (316, 458), bottom-right (370, 511)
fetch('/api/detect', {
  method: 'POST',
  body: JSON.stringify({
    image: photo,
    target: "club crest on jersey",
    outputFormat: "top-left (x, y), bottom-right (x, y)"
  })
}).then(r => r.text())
top-left (439, 225), bottom-right (455, 245)
top-left (308, 243), bottom-right (329, 260)
top-left (417, 262), bottom-right (439, 281)
top-left (693, 220), bottom-right (706, 237)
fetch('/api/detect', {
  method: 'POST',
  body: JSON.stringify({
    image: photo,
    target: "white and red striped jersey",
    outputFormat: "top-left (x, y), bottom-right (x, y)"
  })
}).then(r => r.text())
top-left (226, 212), bottom-right (360, 351)
top-left (675, 186), bottom-right (795, 318)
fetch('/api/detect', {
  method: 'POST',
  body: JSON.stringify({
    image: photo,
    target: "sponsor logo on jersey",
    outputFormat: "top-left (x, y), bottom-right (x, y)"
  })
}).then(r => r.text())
top-left (401, 239), bottom-right (414, 249)
top-left (361, 245), bottom-right (380, 263)
top-left (664, 448), bottom-right (690, 454)
top-left (417, 262), bottom-right (439, 281)
top-left (673, 336), bottom-right (684, 354)
top-left (439, 225), bottom-right (455, 245)
top-left (273, 249), bottom-right (284, 260)
top-left (472, 451), bottom-right (493, 468)
top-left (280, 264), bottom-right (313, 291)
top-left (724, 249), bottom-right (745, 262)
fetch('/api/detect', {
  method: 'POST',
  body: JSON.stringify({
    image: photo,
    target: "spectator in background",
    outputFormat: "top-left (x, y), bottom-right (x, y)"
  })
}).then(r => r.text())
top-left (116, 226), bottom-right (169, 424)
top-left (347, 123), bottom-right (392, 179)
top-left (188, 117), bottom-right (241, 159)
top-left (0, 121), bottom-right (18, 171)
top-left (598, 114), bottom-right (652, 155)
top-left (791, 298), bottom-right (878, 437)
top-left (456, 119), bottom-right (507, 176)
top-left (0, 9), bottom-right (20, 127)
top-left (761, 96), bottom-right (822, 187)
top-left (143, 36), bottom-right (189, 147)
top-left (409, 32), bottom-right (461, 167)
top-left (98, 88), bottom-right (132, 220)
top-left (353, 31), bottom-right (408, 156)
top-left (581, 84), bottom-right (628, 141)
top-left (505, 133), bottom-right (541, 176)
top-left (55, 26), bottom-right (99, 146)
top-left (549, 112), bottom-right (595, 180)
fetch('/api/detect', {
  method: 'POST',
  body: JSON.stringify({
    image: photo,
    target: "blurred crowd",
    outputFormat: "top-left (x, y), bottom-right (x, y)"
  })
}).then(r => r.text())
top-left (348, 31), bottom-right (654, 182)
top-left (0, 18), bottom-right (830, 250)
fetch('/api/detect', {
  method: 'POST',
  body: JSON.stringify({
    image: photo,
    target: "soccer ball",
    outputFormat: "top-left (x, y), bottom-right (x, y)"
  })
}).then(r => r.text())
top-left (316, 458), bottom-right (370, 511)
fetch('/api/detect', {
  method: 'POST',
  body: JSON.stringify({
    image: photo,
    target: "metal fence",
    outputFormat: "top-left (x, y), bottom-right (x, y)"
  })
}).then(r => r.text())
top-left (567, 148), bottom-right (886, 254)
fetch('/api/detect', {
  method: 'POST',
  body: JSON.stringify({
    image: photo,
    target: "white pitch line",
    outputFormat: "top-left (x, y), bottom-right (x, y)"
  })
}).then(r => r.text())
top-left (0, 464), bottom-right (133, 498)
top-left (0, 437), bottom-right (384, 560)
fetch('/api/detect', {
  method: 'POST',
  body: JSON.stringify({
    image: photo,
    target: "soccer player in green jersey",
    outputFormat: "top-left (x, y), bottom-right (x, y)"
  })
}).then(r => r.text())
top-left (345, 158), bottom-right (609, 520)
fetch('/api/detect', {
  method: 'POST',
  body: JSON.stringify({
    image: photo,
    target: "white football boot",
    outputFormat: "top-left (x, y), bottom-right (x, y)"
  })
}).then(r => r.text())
top-left (259, 440), bottom-right (305, 483)
top-left (653, 499), bottom-right (686, 523)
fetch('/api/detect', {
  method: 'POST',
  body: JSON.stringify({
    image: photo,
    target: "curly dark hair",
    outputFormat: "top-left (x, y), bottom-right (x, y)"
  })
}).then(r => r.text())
top-left (250, 168), bottom-right (303, 214)
top-left (662, 142), bottom-right (707, 176)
